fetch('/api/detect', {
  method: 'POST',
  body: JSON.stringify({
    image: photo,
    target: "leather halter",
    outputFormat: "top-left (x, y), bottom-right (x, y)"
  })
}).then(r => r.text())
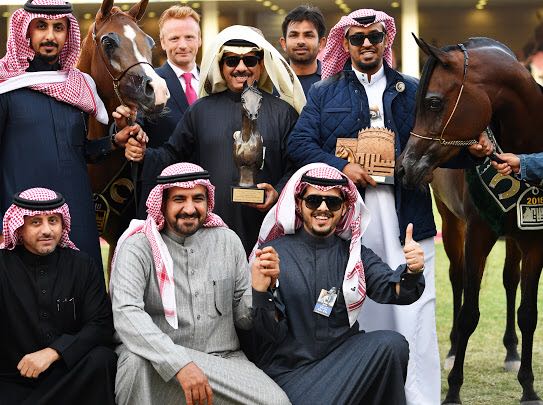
top-left (410, 43), bottom-right (479, 147)
top-left (92, 13), bottom-right (154, 108)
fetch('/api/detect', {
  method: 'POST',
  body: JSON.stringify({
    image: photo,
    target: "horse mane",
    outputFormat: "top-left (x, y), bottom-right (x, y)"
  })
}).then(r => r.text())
top-left (415, 44), bottom-right (456, 110)
top-left (415, 38), bottom-right (516, 108)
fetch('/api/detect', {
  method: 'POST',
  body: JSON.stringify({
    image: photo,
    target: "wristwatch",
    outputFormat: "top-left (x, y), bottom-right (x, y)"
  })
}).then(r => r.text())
top-left (111, 132), bottom-right (119, 148)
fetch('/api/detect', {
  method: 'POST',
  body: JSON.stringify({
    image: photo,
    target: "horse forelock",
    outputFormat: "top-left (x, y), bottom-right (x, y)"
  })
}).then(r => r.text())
top-left (415, 43), bottom-right (459, 110)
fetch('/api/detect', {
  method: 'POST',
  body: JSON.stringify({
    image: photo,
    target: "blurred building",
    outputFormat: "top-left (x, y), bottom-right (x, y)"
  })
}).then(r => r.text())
top-left (0, 0), bottom-right (541, 76)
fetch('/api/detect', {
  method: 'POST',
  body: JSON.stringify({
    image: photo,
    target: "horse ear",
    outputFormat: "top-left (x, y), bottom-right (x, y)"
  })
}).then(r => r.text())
top-left (411, 33), bottom-right (452, 67)
top-left (97, 0), bottom-right (114, 20)
top-left (127, 0), bottom-right (148, 21)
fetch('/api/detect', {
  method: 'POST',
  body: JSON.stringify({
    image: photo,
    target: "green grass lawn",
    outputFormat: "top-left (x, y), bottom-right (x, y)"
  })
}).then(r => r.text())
top-left (435, 239), bottom-right (543, 404)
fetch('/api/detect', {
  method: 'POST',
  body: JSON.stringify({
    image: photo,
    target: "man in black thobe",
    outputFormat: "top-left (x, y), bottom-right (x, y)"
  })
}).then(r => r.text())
top-left (124, 25), bottom-right (304, 253)
top-left (250, 163), bottom-right (426, 405)
top-left (0, 188), bottom-right (116, 405)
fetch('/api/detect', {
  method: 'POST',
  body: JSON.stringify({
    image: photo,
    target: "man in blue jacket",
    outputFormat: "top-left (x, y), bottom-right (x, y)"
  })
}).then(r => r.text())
top-left (287, 9), bottom-right (439, 404)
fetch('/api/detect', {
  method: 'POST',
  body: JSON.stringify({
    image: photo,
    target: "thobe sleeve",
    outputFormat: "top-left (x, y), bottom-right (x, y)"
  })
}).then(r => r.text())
top-left (110, 237), bottom-right (192, 382)
top-left (273, 105), bottom-right (299, 194)
top-left (361, 245), bottom-right (425, 305)
top-left (252, 289), bottom-right (288, 344)
top-left (287, 86), bottom-right (349, 171)
top-left (84, 136), bottom-right (113, 164)
top-left (0, 94), bottom-right (8, 226)
top-left (232, 238), bottom-right (253, 330)
top-left (140, 108), bottom-right (195, 194)
top-left (48, 258), bottom-right (114, 369)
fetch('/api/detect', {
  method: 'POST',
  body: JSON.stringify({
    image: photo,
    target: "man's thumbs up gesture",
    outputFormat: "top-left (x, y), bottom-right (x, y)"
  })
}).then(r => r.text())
top-left (403, 223), bottom-right (425, 273)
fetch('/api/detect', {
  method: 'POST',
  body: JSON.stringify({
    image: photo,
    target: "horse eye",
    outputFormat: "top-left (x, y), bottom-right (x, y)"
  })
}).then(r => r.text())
top-left (101, 33), bottom-right (120, 50)
top-left (146, 35), bottom-right (155, 49)
top-left (425, 97), bottom-right (443, 112)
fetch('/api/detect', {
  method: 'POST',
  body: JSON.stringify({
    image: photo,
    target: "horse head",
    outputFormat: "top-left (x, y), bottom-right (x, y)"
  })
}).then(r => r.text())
top-left (241, 82), bottom-right (263, 121)
top-left (83, 0), bottom-right (169, 118)
top-left (397, 35), bottom-right (495, 189)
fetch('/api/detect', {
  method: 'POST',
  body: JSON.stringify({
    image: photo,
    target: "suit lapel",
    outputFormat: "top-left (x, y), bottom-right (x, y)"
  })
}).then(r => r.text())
top-left (157, 62), bottom-right (189, 112)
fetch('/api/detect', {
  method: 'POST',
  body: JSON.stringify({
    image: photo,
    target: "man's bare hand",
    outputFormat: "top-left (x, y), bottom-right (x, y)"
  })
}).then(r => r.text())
top-left (403, 223), bottom-right (424, 273)
top-left (468, 131), bottom-right (493, 158)
top-left (251, 246), bottom-right (280, 292)
top-left (342, 163), bottom-right (376, 188)
top-left (17, 348), bottom-right (60, 378)
top-left (490, 153), bottom-right (520, 176)
top-left (125, 136), bottom-right (147, 162)
top-left (176, 362), bottom-right (213, 405)
top-left (112, 105), bottom-right (137, 130)
top-left (113, 122), bottom-right (147, 151)
top-left (244, 183), bottom-right (278, 212)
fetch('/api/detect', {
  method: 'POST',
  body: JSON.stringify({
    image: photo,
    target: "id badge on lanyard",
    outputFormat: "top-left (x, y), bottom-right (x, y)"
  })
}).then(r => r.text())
top-left (313, 287), bottom-right (338, 317)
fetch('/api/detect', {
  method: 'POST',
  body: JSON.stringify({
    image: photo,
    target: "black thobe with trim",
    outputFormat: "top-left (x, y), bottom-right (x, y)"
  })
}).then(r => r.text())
top-left (141, 89), bottom-right (299, 253)
top-left (252, 229), bottom-right (425, 405)
top-left (0, 246), bottom-right (116, 405)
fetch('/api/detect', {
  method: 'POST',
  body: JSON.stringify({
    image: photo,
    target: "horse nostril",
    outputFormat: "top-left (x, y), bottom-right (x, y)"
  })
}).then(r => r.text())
top-left (143, 77), bottom-right (154, 97)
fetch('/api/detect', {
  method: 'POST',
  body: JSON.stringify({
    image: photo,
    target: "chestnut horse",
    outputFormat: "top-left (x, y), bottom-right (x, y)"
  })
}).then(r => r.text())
top-left (397, 37), bottom-right (543, 404)
top-left (77, 0), bottom-right (169, 255)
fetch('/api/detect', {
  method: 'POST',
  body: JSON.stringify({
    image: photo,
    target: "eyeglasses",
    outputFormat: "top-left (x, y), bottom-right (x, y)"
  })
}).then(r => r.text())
top-left (302, 195), bottom-right (344, 212)
top-left (221, 55), bottom-right (261, 68)
top-left (347, 31), bottom-right (386, 46)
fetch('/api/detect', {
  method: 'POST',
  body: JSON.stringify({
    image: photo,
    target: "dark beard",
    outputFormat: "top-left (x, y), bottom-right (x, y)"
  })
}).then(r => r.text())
top-left (288, 50), bottom-right (318, 66)
top-left (26, 54), bottom-right (61, 72)
top-left (354, 59), bottom-right (380, 73)
top-left (38, 53), bottom-right (59, 63)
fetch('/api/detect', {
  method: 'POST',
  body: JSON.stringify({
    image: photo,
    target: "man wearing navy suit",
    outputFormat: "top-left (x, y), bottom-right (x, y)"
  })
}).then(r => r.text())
top-left (144, 5), bottom-right (201, 148)
top-left (122, 5), bottom-right (201, 217)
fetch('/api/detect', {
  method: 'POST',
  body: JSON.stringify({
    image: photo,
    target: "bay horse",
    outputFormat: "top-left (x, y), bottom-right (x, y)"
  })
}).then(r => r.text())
top-left (432, 168), bottom-right (521, 374)
top-left (396, 36), bottom-right (543, 404)
top-left (77, 0), bottom-right (169, 258)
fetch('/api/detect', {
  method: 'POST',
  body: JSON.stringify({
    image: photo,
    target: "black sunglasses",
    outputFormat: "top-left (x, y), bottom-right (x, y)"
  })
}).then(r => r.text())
top-left (303, 195), bottom-right (344, 212)
top-left (221, 55), bottom-right (261, 68)
top-left (347, 31), bottom-right (385, 46)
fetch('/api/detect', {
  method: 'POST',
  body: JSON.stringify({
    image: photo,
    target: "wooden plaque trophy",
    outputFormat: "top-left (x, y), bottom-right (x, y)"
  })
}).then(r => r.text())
top-left (335, 127), bottom-right (396, 185)
top-left (231, 83), bottom-right (265, 204)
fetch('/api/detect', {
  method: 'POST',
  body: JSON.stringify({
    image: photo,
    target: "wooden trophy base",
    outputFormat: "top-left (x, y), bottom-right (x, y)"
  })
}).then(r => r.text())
top-left (231, 186), bottom-right (265, 204)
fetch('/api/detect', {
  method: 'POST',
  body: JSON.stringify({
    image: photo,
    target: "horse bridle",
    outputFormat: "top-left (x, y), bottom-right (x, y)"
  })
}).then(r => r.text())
top-left (410, 43), bottom-right (479, 147)
top-left (92, 13), bottom-right (154, 108)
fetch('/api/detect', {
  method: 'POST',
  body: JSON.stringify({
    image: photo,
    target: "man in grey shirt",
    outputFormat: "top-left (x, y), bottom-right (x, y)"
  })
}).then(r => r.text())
top-left (110, 162), bottom-right (289, 405)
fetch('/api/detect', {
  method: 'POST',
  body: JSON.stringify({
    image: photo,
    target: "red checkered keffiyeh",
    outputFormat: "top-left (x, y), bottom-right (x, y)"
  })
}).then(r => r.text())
top-left (321, 9), bottom-right (396, 80)
top-left (1, 187), bottom-right (78, 251)
top-left (112, 163), bottom-right (227, 329)
top-left (251, 163), bottom-right (371, 326)
top-left (0, 0), bottom-right (106, 121)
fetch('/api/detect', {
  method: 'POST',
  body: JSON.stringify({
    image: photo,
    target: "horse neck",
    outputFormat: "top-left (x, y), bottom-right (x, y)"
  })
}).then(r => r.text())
top-left (476, 53), bottom-right (543, 153)
top-left (241, 115), bottom-right (257, 142)
top-left (490, 80), bottom-right (543, 153)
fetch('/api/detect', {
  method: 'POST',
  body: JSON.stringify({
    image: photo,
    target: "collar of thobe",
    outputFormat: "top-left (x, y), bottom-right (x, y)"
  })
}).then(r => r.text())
top-left (298, 227), bottom-right (339, 248)
top-left (16, 245), bottom-right (59, 267)
top-left (167, 60), bottom-right (200, 81)
top-left (224, 88), bottom-right (243, 102)
top-left (161, 226), bottom-right (204, 246)
top-left (353, 64), bottom-right (385, 86)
